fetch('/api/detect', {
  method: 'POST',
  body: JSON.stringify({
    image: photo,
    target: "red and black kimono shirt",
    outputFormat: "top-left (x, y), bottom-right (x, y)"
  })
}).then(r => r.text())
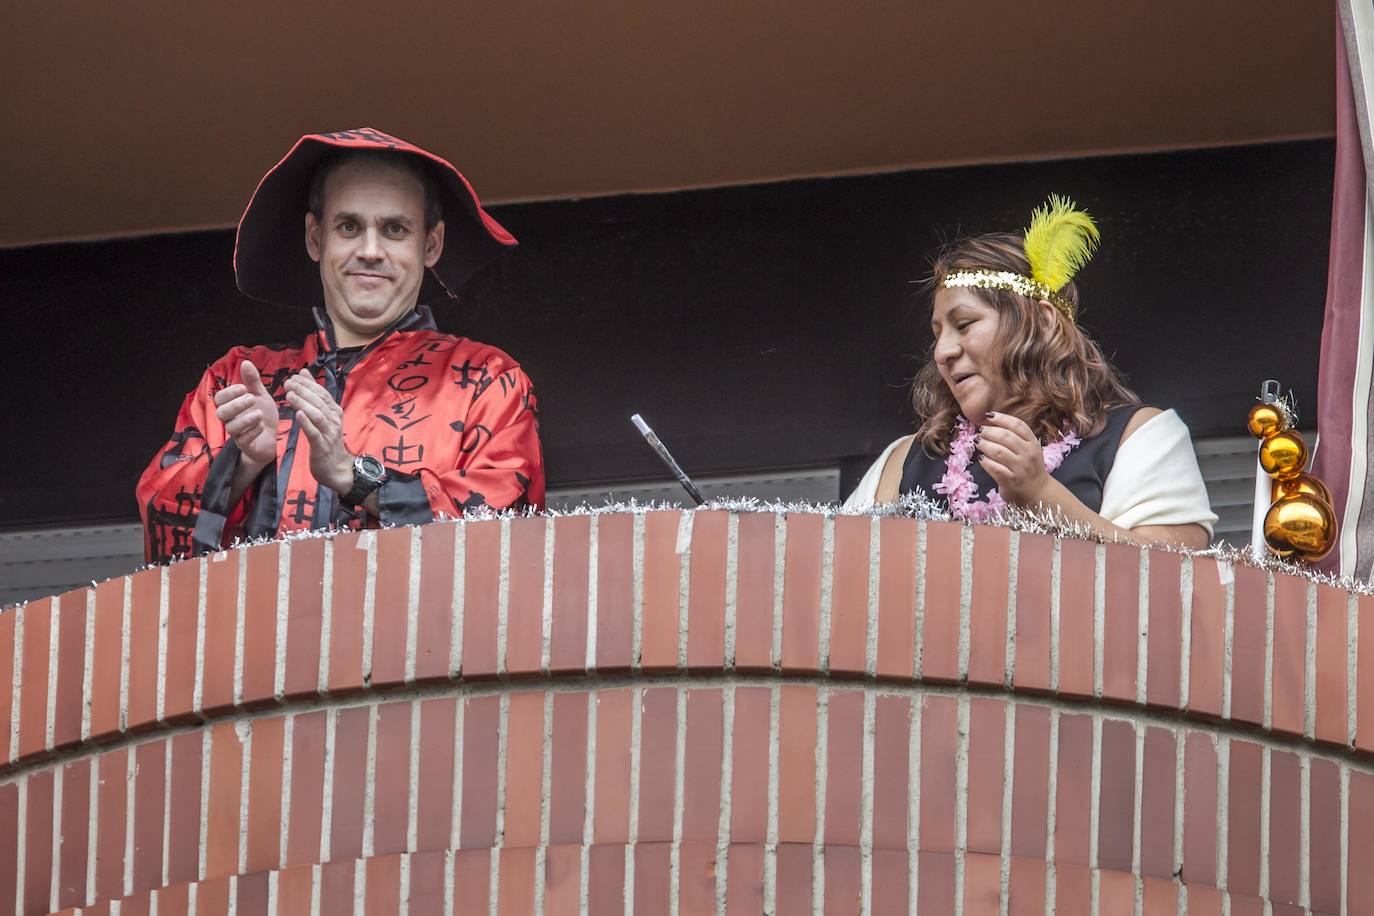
top-left (137, 305), bottom-right (544, 563)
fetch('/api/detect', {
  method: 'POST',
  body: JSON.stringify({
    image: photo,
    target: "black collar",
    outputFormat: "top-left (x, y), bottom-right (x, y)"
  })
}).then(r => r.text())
top-left (309, 303), bottom-right (440, 354)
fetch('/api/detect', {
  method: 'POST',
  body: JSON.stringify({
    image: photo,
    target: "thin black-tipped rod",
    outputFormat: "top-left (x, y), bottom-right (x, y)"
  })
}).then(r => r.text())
top-left (630, 413), bottom-right (707, 506)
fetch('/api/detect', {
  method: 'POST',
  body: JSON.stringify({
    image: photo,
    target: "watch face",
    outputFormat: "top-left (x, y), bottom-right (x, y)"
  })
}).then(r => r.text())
top-left (355, 454), bottom-right (386, 483)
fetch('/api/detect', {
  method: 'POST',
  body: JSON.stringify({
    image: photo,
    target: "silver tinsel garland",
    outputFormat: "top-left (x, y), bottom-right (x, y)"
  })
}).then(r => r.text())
top-left (90, 491), bottom-right (1367, 603)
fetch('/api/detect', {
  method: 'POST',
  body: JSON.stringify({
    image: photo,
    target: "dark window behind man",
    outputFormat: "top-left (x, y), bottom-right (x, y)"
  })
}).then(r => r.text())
top-left (137, 128), bottom-right (544, 563)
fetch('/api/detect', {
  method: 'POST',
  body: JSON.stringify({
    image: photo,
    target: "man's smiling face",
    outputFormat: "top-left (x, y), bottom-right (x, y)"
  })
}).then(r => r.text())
top-left (305, 157), bottom-right (445, 347)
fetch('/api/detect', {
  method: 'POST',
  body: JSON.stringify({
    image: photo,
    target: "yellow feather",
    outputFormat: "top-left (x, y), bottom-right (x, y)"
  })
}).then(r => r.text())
top-left (1022, 194), bottom-right (1100, 292)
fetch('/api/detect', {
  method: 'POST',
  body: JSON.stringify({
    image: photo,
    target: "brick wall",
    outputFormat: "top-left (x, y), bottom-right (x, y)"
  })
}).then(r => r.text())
top-left (1, 510), bottom-right (1371, 915)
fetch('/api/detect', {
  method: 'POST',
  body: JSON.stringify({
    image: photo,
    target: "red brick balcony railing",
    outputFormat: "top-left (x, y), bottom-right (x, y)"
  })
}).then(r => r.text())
top-left (0, 510), bottom-right (1371, 914)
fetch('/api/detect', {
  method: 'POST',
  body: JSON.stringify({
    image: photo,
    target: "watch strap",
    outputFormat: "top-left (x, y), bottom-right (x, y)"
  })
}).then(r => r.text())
top-left (341, 455), bottom-right (386, 508)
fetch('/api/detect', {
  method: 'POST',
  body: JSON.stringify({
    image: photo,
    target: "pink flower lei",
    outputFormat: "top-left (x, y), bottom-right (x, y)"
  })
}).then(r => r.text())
top-left (934, 417), bottom-right (1081, 522)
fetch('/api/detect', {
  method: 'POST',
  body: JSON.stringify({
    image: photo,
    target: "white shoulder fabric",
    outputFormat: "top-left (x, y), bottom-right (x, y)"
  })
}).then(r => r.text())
top-left (843, 436), bottom-right (913, 511)
top-left (1099, 409), bottom-right (1218, 537)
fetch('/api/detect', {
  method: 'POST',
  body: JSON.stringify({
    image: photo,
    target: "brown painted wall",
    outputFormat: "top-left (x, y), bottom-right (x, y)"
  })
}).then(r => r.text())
top-left (3, 1), bottom-right (1335, 246)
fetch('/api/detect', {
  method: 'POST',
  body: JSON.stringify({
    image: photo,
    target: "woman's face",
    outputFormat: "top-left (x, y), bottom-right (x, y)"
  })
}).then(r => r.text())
top-left (931, 286), bottom-right (1007, 422)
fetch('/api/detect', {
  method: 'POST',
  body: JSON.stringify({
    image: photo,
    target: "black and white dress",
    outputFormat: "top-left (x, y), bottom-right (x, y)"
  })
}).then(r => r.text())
top-left (844, 407), bottom-right (1217, 535)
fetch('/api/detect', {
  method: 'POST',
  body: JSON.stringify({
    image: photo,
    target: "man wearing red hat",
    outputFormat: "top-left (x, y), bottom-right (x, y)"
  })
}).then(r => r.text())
top-left (136, 128), bottom-right (545, 563)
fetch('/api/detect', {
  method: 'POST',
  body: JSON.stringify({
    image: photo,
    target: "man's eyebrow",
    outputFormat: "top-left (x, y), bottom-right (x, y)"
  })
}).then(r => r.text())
top-left (329, 210), bottom-right (416, 227)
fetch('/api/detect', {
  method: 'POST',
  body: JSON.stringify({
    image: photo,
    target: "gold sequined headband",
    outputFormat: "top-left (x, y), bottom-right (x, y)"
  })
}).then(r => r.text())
top-left (942, 269), bottom-right (1071, 316)
top-left (938, 195), bottom-right (1100, 321)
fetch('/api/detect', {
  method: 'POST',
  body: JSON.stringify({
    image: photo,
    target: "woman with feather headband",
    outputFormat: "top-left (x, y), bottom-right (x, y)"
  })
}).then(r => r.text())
top-left (845, 196), bottom-right (1217, 548)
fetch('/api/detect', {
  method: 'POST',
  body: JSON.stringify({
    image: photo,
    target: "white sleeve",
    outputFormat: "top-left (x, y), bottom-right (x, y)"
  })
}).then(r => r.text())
top-left (1099, 409), bottom-right (1218, 537)
top-left (842, 436), bottom-right (914, 511)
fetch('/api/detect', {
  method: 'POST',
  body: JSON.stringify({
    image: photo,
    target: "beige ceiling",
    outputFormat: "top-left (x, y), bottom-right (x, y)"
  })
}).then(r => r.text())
top-left (2, 0), bottom-right (1334, 247)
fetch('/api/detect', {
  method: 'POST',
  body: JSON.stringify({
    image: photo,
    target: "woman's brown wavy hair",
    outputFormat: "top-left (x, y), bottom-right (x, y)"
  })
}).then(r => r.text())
top-left (912, 232), bottom-right (1139, 455)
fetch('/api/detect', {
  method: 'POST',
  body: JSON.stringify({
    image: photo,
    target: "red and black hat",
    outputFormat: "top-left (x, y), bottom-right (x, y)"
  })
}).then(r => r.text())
top-left (233, 128), bottom-right (517, 307)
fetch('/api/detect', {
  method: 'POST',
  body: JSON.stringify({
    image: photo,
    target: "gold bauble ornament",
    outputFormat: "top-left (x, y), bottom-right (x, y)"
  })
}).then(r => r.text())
top-left (1263, 493), bottom-right (1337, 561)
top-left (1258, 430), bottom-right (1308, 480)
top-left (1275, 473), bottom-right (1334, 507)
top-left (1247, 402), bottom-right (1288, 439)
